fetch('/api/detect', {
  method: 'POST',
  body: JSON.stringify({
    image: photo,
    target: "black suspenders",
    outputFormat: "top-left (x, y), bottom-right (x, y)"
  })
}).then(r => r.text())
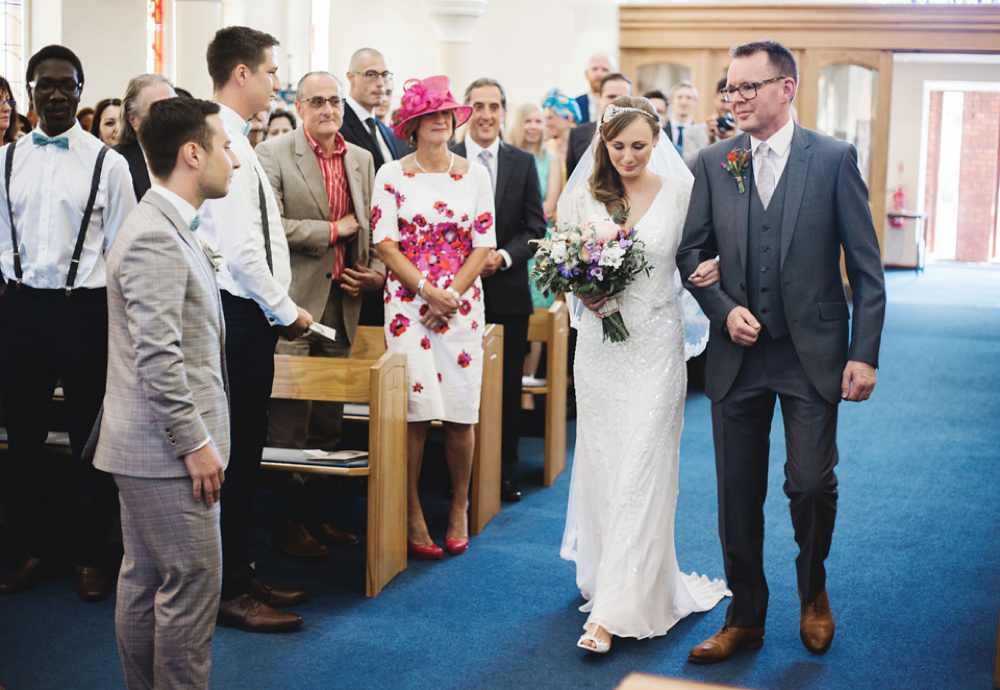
top-left (254, 168), bottom-right (274, 275)
top-left (4, 142), bottom-right (111, 293)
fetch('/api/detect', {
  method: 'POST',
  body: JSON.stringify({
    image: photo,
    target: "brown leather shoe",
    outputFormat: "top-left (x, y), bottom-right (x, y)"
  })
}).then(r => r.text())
top-left (688, 625), bottom-right (765, 664)
top-left (250, 574), bottom-right (307, 608)
top-left (800, 589), bottom-right (835, 654)
top-left (0, 557), bottom-right (51, 595)
top-left (272, 522), bottom-right (329, 559)
top-left (309, 522), bottom-right (360, 547)
top-left (217, 594), bottom-right (303, 632)
top-left (75, 566), bottom-right (111, 602)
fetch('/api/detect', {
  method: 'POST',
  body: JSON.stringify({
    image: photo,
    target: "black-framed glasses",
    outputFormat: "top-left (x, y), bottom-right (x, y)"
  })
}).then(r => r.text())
top-left (719, 76), bottom-right (786, 102)
top-left (299, 95), bottom-right (344, 109)
top-left (351, 70), bottom-right (392, 82)
top-left (28, 79), bottom-right (83, 96)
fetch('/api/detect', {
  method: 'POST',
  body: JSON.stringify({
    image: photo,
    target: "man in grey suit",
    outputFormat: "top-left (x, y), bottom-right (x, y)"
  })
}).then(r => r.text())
top-left (676, 40), bottom-right (885, 663)
top-left (257, 70), bottom-right (382, 556)
top-left (93, 97), bottom-right (237, 689)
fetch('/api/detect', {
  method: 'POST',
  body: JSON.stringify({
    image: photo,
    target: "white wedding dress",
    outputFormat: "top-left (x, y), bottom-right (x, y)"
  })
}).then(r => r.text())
top-left (559, 174), bottom-right (729, 639)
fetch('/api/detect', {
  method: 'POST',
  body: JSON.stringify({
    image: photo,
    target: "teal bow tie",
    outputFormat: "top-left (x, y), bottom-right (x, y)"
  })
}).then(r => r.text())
top-left (32, 132), bottom-right (70, 149)
top-left (243, 121), bottom-right (253, 137)
top-left (190, 215), bottom-right (201, 231)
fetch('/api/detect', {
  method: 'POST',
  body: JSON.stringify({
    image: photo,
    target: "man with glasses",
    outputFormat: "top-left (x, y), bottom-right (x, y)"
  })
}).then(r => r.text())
top-left (256, 71), bottom-right (382, 555)
top-left (201, 25), bottom-right (313, 633)
top-left (342, 48), bottom-right (401, 327)
top-left (678, 39), bottom-right (885, 663)
top-left (0, 45), bottom-right (135, 602)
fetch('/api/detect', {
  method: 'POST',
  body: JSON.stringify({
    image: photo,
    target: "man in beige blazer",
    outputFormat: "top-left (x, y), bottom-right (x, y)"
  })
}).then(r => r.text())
top-left (93, 98), bottom-right (236, 690)
top-left (257, 71), bottom-right (382, 556)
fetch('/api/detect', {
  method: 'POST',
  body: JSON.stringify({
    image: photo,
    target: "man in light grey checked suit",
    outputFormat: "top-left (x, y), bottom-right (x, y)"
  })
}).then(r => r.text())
top-left (93, 97), bottom-right (237, 689)
top-left (677, 40), bottom-right (885, 664)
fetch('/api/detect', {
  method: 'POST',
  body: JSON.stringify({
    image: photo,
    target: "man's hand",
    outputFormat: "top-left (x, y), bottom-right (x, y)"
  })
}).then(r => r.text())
top-left (705, 116), bottom-right (720, 144)
top-left (340, 264), bottom-right (385, 297)
top-left (726, 306), bottom-right (761, 347)
top-left (841, 360), bottom-right (876, 402)
top-left (280, 306), bottom-right (313, 340)
top-left (183, 443), bottom-right (225, 507)
top-left (334, 214), bottom-right (360, 241)
top-left (479, 249), bottom-right (505, 278)
top-left (578, 292), bottom-right (609, 317)
top-left (689, 258), bottom-right (720, 287)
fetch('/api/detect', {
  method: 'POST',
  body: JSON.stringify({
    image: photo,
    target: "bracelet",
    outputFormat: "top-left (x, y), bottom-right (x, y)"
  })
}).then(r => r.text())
top-left (416, 278), bottom-right (426, 297)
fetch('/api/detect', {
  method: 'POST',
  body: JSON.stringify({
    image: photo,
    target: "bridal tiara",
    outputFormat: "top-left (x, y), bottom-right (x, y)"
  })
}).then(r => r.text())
top-left (601, 104), bottom-right (658, 126)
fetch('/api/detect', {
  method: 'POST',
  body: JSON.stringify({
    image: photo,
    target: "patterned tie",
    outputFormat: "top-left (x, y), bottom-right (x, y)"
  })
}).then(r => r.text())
top-left (756, 142), bottom-right (775, 210)
top-left (32, 132), bottom-right (69, 149)
top-left (478, 150), bottom-right (495, 193)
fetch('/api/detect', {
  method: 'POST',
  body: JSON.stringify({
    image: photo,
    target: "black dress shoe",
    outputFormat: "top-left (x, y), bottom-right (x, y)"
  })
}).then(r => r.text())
top-left (500, 478), bottom-right (522, 503)
top-left (250, 574), bottom-right (307, 608)
top-left (272, 522), bottom-right (330, 559)
top-left (75, 566), bottom-right (111, 602)
top-left (0, 557), bottom-right (51, 595)
top-left (217, 594), bottom-right (303, 632)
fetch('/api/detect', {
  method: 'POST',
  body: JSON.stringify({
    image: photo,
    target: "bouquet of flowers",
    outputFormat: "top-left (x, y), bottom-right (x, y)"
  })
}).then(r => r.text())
top-left (530, 219), bottom-right (651, 342)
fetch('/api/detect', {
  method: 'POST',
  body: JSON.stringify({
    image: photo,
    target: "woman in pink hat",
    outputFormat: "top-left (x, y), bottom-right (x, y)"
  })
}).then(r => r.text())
top-left (372, 76), bottom-right (496, 559)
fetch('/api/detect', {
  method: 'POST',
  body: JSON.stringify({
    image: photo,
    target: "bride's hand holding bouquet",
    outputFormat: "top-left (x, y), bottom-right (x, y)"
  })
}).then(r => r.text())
top-left (530, 218), bottom-right (651, 342)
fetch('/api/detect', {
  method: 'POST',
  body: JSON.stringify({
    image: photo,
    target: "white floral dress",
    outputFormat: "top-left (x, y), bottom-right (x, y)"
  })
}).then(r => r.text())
top-left (371, 160), bottom-right (496, 423)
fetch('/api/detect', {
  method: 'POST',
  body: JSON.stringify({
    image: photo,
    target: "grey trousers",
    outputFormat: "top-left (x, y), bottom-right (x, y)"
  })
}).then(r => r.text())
top-left (114, 474), bottom-right (222, 690)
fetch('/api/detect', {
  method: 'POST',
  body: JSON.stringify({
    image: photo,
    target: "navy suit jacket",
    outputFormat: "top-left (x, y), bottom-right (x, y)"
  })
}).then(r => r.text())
top-left (676, 125), bottom-right (886, 404)
top-left (452, 140), bottom-right (547, 318)
top-left (575, 93), bottom-right (591, 124)
top-left (340, 106), bottom-right (402, 172)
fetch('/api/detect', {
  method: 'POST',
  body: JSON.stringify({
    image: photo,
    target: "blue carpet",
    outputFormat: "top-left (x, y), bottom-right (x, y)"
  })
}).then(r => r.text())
top-left (1, 262), bottom-right (998, 689)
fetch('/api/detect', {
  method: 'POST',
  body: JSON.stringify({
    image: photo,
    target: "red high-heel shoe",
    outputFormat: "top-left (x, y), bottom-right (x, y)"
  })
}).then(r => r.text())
top-left (408, 540), bottom-right (443, 560)
top-left (444, 537), bottom-right (468, 556)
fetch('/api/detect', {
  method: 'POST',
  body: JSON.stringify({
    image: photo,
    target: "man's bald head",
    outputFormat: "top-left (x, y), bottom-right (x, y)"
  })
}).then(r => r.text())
top-left (349, 48), bottom-right (384, 72)
top-left (347, 48), bottom-right (390, 109)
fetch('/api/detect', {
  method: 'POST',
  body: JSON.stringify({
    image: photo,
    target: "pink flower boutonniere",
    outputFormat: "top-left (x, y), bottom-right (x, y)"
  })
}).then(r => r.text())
top-left (721, 148), bottom-right (751, 194)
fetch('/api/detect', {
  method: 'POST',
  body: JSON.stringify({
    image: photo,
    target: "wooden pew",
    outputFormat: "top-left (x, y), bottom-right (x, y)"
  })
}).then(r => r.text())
top-left (522, 302), bottom-right (569, 486)
top-left (348, 324), bottom-right (503, 536)
top-left (261, 352), bottom-right (407, 598)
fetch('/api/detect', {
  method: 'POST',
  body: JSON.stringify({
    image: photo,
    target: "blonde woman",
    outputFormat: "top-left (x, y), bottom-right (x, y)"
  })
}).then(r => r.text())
top-left (508, 103), bottom-right (561, 221)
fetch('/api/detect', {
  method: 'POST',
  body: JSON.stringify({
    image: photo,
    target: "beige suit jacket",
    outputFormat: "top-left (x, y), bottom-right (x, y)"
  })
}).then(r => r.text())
top-left (93, 191), bottom-right (229, 478)
top-left (256, 129), bottom-right (381, 345)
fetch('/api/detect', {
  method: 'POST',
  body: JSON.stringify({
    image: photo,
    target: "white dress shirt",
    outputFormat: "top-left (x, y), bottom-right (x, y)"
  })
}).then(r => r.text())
top-left (0, 121), bottom-right (135, 289)
top-left (346, 95), bottom-right (394, 165)
top-left (749, 116), bottom-right (795, 186)
top-left (463, 136), bottom-right (511, 269)
top-left (199, 103), bottom-right (297, 326)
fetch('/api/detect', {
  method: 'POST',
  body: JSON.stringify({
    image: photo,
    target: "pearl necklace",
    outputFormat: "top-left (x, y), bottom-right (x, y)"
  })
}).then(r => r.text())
top-left (413, 151), bottom-right (455, 174)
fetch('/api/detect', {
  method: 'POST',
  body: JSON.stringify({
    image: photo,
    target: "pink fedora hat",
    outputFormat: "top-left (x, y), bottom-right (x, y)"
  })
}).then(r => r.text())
top-left (390, 75), bottom-right (473, 139)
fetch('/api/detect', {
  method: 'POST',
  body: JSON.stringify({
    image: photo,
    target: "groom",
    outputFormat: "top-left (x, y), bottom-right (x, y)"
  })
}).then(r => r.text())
top-left (676, 40), bottom-right (885, 663)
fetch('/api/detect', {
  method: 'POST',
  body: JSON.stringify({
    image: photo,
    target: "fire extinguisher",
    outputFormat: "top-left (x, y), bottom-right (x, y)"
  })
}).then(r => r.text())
top-left (890, 186), bottom-right (906, 228)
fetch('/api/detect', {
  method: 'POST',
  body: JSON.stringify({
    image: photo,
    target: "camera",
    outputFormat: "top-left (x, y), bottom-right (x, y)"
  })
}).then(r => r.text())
top-left (717, 114), bottom-right (735, 133)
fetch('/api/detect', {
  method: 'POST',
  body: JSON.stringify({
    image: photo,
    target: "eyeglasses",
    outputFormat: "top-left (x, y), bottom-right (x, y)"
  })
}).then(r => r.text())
top-left (299, 96), bottom-right (344, 109)
top-left (29, 79), bottom-right (83, 96)
top-left (0, 98), bottom-right (15, 109)
top-left (719, 76), bottom-right (786, 103)
top-left (351, 70), bottom-right (392, 82)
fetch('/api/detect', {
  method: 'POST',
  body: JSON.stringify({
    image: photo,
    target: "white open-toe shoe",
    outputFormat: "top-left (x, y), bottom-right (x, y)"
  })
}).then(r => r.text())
top-left (577, 625), bottom-right (611, 654)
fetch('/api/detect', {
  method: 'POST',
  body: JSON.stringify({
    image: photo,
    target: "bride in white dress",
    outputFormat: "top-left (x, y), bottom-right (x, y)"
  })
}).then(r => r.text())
top-left (559, 97), bottom-right (729, 653)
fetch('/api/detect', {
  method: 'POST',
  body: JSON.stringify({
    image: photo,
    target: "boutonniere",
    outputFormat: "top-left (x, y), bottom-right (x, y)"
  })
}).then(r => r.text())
top-left (721, 148), bottom-right (751, 194)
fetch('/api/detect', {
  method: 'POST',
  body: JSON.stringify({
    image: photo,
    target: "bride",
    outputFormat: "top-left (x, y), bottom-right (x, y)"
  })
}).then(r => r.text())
top-left (558, 96), bottom-right (729, 653)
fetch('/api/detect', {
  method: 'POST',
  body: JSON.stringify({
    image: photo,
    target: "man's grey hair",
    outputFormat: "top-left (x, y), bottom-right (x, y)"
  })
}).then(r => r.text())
top-left (295, 71), bottom-right (342, 102)
top-left (119, 73), bottom-right (174, 146)
top-left (464, 77), bottom-right (506, 110)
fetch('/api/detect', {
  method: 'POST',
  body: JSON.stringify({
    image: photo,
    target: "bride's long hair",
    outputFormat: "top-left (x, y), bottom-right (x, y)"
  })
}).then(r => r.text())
top-left (589, 96), bottom-right (660, 220)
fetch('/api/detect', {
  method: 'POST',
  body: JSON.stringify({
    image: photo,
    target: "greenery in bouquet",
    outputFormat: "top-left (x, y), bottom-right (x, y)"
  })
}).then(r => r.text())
top-left (529, 219), bottom-right (652, 342)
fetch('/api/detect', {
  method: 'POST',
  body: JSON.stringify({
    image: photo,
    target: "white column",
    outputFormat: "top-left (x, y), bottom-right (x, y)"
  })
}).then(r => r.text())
top-left (173, 0), bottom-right (223, 99)
top-left (425, 0), bottom-right (487, 93)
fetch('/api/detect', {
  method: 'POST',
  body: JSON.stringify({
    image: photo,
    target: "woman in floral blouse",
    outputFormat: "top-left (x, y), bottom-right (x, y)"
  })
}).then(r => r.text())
top-left (372, 76), bottom-right (496, 559)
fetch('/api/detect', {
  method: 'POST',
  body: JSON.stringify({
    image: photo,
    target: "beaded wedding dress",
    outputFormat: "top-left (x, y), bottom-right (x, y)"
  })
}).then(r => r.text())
top-left (559, 174), bottom-right (729, 639)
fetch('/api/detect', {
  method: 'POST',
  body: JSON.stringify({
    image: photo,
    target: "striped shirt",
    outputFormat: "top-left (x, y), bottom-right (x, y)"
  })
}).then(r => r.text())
top-left (304, 129), bottom-right (353, 281)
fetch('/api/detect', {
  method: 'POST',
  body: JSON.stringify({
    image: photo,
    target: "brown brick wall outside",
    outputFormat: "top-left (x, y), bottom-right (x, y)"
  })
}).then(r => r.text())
top-left (924, 91), bottom-right (942, 254)
top-left (955, 92), bottom-right (1000, 262)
